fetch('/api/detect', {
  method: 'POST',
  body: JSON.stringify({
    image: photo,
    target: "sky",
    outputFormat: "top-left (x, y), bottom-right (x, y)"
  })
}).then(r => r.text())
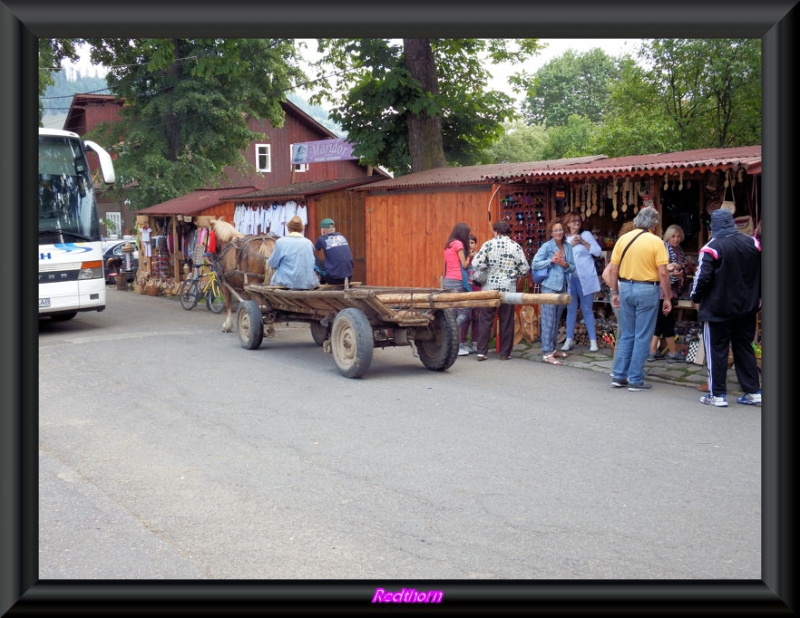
top-left (66, 38), bottom-right (643, 106)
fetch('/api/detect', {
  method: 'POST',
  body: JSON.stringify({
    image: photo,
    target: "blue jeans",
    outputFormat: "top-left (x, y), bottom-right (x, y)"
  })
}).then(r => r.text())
top-left (540, 284), bottom-right (566, 355)
top-left (612, 281), bottom-right (660, 384)
top-left (565, 275), bottom-right (597, 340)
top-left (443, 277), bottom-right (470, 324)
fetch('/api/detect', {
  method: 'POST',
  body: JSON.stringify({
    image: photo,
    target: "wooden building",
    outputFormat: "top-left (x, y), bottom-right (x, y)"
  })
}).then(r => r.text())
top-left (357, 146), bottom-right (761, 289)
top-left (62, 94), bottom-right (385, 239)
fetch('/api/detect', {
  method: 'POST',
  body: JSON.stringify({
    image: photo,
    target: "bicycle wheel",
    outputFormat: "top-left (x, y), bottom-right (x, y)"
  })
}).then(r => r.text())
top-left (205, 278), bottom-right (225, 314)
top-left (179, 279), bottom-right (198, 310)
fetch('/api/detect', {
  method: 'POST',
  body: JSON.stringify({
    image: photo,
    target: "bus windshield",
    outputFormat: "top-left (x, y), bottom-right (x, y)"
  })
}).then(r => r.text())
top-left (38, 133), bottom-right (101, 244)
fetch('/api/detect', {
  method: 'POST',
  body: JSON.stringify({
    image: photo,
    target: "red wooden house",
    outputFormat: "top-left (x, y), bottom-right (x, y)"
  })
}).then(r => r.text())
top-left (62, 93), bottom-right (385, 237)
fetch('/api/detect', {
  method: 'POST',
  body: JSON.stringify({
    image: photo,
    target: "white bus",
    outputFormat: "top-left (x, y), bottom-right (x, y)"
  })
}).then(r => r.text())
top-left (38, 128), bottom-right (116, 320)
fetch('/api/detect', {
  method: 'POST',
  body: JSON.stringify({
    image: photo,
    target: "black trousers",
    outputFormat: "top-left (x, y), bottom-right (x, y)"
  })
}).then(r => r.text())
top-left (704, 309), bottom-right (761, 396)
top-left (476, 304), bottom-right (515, 358)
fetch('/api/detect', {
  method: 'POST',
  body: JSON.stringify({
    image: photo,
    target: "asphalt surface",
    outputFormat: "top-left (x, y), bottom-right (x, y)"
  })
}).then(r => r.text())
top-left (37, 287), bottom-right (761, 583)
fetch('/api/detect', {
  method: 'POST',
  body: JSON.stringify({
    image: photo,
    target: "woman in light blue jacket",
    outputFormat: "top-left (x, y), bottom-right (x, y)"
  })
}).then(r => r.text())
top-left (531, 219), bottom-right (576, 365)
top-left (561, 213), bottom-right (602, 352)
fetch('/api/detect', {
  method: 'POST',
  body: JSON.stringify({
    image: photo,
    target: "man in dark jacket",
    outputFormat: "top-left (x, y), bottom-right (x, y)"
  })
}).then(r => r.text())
top-left (314, 218), bottom-right (354, 285)
top-left (690, 208), bottom-right (761, 407)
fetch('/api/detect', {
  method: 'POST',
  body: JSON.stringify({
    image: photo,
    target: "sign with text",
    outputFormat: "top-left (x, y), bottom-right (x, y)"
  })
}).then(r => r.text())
top-left (291, 138), bottom-right (357, 164)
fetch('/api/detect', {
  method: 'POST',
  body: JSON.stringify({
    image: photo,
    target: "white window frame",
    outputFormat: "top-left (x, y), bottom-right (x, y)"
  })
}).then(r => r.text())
top-left (255, 144), bottom-right (271, 172)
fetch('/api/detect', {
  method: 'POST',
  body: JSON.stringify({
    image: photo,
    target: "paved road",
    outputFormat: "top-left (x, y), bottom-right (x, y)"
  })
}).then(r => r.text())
top-left (38, 287), bottom-right (760, 581)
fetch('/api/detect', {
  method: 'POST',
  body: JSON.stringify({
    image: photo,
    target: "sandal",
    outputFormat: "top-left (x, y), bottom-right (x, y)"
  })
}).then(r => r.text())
top-left (543, 354), bottom-right (563, 365)
top-left (553, 350), bottom-right (569, 359)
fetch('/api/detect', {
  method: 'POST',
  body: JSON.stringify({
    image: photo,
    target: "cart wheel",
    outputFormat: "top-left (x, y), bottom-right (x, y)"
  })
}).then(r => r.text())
top-left (237, 300), bottom-right (264, 349)
top-left (331, 308), bottom-right (374, 378)
top-left (416, 309), bottom-right (459, 371)
top-left (310, 321), bottom-right (330, 346)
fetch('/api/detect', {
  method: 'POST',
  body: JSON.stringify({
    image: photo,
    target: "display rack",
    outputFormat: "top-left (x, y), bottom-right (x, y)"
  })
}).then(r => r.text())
top-left (498, 185), bottom-right (550, 264)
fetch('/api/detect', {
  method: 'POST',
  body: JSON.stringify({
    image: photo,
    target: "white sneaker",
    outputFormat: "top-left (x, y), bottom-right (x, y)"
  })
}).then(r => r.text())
top-left (470, 342), bottom-right (478, 353)
top-left (561, 338), bottom-right (574, 351)
top-left (589, 340), bottom-right (599, 352)
top-left (458, 344), bottom-right (470, 356)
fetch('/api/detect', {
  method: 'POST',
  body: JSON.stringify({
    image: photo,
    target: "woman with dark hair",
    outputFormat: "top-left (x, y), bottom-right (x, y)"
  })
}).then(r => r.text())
top-left (531, 219), bottom-right (576, 365)
top-left (470, 220), bottom-right (530, 361)
top-left (443, 222), bottom-right (472, 331)
top-left (459, 233), bottom-right (481, 355)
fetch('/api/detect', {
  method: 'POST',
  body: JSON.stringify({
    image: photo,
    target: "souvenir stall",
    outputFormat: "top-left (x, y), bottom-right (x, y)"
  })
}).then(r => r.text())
top-left (483, 147), bottom-right (762, 354)
top-left (132, 213), bottom-right (220, 296)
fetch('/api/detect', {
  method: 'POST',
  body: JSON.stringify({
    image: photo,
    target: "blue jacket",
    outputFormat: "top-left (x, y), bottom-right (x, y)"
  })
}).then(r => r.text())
top-left (268, 234), bottom-right (320, 289)
top-left (531, 239), bottom-right (576, 292)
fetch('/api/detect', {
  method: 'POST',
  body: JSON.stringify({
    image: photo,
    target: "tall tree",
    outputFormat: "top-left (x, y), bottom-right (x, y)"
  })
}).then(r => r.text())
top-left (478, 121), bottom-right (549, 164)
top-left (633, 38), bottom-right (761, 149)
top-left (83, 38), bottom-right (305, 208)
top-left (308, 38), bottom-right (541, 175)
top-left (520, 48), bottom-right (621, 127)
top-left (38, 38), bottom-right (81, 124)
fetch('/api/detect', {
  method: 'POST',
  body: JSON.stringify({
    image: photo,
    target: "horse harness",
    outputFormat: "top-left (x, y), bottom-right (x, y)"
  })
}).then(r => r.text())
top-left (218, 234), bottom-right (274, 285)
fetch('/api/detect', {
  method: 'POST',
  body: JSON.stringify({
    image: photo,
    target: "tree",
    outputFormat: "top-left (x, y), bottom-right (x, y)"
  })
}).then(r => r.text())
top-left (478, 121), bottom-right (549, 164)
top-left (308, 38), bottom-right (542, 175)
top-left (38, 39), bottom-right (81, 124)
top-left (520, 48), bottom-right (621, 127)
top-left (629, 39), bottom-right (761, 150)
top-left (83, 38), bottom-right (305, 208)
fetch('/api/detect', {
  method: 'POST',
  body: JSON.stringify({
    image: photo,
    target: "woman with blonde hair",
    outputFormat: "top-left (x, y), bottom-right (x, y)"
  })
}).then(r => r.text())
top-left (561, 213), bottom-right (603, 352)
top-left (648, 224), bottom-right (686, 362)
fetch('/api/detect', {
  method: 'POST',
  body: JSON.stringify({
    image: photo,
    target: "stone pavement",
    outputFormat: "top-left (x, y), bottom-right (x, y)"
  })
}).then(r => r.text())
top-left (495, 339), bottom-right (744, 392)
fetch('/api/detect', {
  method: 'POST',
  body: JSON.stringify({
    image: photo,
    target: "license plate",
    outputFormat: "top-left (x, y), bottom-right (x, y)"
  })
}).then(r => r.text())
top-left (39, 298), bottom-right (51, 308)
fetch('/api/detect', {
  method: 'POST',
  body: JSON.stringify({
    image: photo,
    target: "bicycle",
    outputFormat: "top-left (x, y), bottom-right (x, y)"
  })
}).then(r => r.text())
top-left (179, 259), bottom-right (225, 314)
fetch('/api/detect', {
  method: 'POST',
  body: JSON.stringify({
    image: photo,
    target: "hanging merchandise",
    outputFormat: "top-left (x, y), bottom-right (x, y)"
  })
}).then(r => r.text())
top-left (555, 180), bottom-right (567, 215)
top-left (721, 170), bottom-right (736, 212)
top-left (621, 177), bottom-right (629, 213)
top-left (611, 177), bottom-right (619, 220)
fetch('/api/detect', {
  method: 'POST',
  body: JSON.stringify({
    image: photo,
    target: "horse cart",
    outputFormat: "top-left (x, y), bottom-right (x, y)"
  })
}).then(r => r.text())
top-left (206, 219), bottom-right (569, 378)
top-left (232, 283), bottom-right (570, 379)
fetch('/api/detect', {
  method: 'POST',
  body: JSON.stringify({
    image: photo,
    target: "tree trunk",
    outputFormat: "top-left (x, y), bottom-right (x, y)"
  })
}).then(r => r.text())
top-left (403, 38), bottom-right (447, 173)
top-left (164, 38), bottom-right (181, 162)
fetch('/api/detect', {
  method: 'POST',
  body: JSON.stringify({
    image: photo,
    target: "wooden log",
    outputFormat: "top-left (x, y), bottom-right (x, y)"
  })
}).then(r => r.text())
top-left (500, 292), bottom-right (572, 305)
top-left (385, 299), bottom-right (501, 310)
top-left (374, 290), bottom-right (500, 304)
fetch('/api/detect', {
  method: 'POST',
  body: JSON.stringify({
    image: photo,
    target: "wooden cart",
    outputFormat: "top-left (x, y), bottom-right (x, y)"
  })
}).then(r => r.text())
top-left (235, 282), bottom-right (569, 378)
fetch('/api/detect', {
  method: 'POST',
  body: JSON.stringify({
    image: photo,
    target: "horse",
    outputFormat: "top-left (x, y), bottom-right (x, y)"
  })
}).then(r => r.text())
top-left (209, 219), bottom-right (276, 333)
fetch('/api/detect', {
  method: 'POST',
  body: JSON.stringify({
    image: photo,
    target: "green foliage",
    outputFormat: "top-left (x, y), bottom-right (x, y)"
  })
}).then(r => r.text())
top-left (308, 38), bottom-right (541, 175)
top-left (477, 121), bottom-right (548, 164)
top-left (82, 38), bottom-right (305, 208)
top-left (520, 48), bottom-right (620, 127)
top-left (625, 39), bottom-right (761, 150)
top-left (502, 39), bottom-right (761, 162)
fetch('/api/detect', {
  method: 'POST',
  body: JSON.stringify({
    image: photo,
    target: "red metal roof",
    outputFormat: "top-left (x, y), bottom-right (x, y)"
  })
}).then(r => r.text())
top-left (356, 155), bottom-right (606, 190)
top-left (228, 177), bottom-right (385, 201)
top-left (357, 146), bottom-right (761, 191)
top-left (482, 146), bottom-right (762, 182)
top-left (136, 186), bottom-right (260, 216)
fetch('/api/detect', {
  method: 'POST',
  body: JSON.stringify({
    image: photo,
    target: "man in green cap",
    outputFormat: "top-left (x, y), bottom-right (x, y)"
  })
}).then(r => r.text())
top-left (314, 218), bottom-right (353, 284)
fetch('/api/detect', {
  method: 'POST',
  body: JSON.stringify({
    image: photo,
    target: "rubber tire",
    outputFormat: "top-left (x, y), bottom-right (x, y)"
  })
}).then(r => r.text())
top-left (179, 280), bottom-right (198, 310)
top-left (310, 321), bottom-right (330, 346)
top-left (330, 308), bottom-right (374, 379)
top-left (205, 281), bottom-right (225, 314)
top-left (416, 309), bottom-right (459, 371)
top-left (237, 299), bottom-right (264, 350)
